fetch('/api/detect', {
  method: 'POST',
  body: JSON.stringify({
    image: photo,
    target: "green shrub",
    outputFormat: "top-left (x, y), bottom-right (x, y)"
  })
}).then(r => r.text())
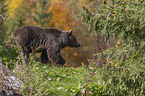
top-left (79, 0), bottom-right (145, 95)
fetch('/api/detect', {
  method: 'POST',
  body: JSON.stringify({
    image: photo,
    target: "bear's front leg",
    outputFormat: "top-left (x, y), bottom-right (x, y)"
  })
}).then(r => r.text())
top-left (47, 50), bottom-right (65, 65)
top-left (40, 50), bottom-right (49, 64)
top-left (55, 55), bottom-right (65, 65)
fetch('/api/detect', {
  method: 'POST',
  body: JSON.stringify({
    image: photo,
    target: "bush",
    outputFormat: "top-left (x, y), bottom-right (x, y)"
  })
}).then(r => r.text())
top-left (79, 0), bottom-right (145, 95)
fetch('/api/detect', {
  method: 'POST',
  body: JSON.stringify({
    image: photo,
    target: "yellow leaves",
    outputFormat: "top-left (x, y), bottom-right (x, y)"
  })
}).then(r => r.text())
top-left (6, 0), bottom-right (23, 18)
top-left (125, 50), bottom-right (128, 52)
top-left (132, 53), bottom-right (137, 58)
top-left (81, 59), bottom-right (96, 67)
top-left (115, 42), bottom-right (123, 49)
top-left (112, 14), bottom-right (115, 16)
top-left (113, 11), bottom-right (118, 14)
top-left (106, 57), bottom-right (112, 63)
top-left (106, 17), bottom-right (111, 20)
top-left (111, 10), bottom-right (118, 17)
top-left (87, 59), bottom-right (96, 65)
top-left (115, 45), bottom-right (118, 49)
top-left (87, 0), bottom-right (95, 2)
top-left (106, 57), bottom-right (120, 67)
top-left (51, 0), bottom-right (64, 4)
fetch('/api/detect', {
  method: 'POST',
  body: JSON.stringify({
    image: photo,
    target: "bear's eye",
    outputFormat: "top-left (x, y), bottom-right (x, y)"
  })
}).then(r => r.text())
top-left (70, 35), bottom-right (76, 41)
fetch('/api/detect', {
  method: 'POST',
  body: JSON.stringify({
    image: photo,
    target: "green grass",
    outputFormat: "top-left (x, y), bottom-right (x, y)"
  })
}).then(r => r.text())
top-left (1, 44), bottom-right (144, 95)
top-left (0, 45), bottom-right (102, 96)
top-left (14, 61), bottom-right (94, 96)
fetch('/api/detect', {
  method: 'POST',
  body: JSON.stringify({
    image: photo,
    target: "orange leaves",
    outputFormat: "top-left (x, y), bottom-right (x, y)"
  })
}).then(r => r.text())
top-left (48, 1), bottom-right (75, 30)
top-left (22, 0), bottom-right (75, 30)
top-left (5, 0), bottom-right (76, 31)
top-left (50, 0), bottom-right (64, 4)
top-left (6, 0), bottom-right (23, 18)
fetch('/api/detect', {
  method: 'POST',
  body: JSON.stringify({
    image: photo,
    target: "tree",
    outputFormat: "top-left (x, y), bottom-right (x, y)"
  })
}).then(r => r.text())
top-left (80, 0), bottom-right (145, 95)
top-left (3, 0), bottom-right (103, 66)
top-left (24, 0), bottom-right (52, 27)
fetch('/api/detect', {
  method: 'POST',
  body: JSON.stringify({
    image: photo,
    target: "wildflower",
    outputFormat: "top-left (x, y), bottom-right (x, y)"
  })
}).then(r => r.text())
top-left (117, 42), bottom-right (121, 44)
top-left (106, 17), bottom-right (111, 22)
top-left (89, 66), bottom-right (94, 69)
top-left (81, 62), bottom-right (84, 66)
top-left (115, 45), bottom-right (118, 49)
top-left (87, 59), bottom-right (90, 61)
top-left (107, 17), bottom-right (111, 20)
top-left (91, 61), bottom-right (96, 64)
top-left (112, 14), bottom-right (115, 16)
top-left (113, 5), bottom-right (116, 7)
top-left (113, 11), bottom-right (118, 14)
top-left (125, 50), bottom-right (127, 52)
top-left (114, 64), bottom-right (117, 67)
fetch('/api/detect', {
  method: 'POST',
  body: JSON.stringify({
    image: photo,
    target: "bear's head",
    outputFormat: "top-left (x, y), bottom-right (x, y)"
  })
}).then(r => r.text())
top-left (60, 30), bottom-right (80, 48)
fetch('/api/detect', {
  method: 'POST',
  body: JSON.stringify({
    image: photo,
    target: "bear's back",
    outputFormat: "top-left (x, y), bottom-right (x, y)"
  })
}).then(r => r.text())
top-left (29, 25), bottom-right (62, 35)
top-left (13, 25), bottom-right (43, 36)
top-left (13, 25), bottom-right (62, 35)
top-left (29, 25), bottom-right (44, 33)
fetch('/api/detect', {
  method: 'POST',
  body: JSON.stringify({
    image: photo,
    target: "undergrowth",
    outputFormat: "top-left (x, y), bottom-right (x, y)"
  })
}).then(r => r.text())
top-left (13, 56), bottom-right (103, 96)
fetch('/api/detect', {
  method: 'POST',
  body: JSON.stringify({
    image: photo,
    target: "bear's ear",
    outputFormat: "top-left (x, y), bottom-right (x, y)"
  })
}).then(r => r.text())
top-left (67, 30), bottom-right (72, 36)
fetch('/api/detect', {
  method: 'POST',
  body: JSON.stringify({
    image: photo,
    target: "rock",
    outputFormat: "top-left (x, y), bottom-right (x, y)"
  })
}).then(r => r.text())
top-left (0, 62), bottom-right (23, 96)
top-left (0, 89), bottom-right (23, 96)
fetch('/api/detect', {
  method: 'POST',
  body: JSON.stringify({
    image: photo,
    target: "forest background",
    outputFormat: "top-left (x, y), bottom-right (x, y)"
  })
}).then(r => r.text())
top-left (0, 0), bottom-right (145, 96)
top-left (0, 0), bottom-right (102, 67)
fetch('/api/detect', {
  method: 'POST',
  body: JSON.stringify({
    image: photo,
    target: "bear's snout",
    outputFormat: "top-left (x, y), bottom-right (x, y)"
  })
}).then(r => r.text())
top-left (73, 43), bottom-right (81, 48)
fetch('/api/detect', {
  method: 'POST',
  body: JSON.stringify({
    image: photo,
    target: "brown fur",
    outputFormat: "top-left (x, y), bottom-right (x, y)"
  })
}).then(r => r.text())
top-left (13, 25), bottom-right (80, 65)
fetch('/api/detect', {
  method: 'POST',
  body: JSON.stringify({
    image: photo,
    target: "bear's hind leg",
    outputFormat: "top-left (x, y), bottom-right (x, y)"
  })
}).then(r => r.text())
top-left (21, 46), bottom-right (32, 64)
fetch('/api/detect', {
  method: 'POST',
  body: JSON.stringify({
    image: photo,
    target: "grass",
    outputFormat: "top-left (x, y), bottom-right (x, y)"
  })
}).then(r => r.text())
top-left (14, 60), bottom-right (94, 96)
top-left (2, 47), bottom-right (144, 95)
top-left (1, 45), bottom-right (101, 96)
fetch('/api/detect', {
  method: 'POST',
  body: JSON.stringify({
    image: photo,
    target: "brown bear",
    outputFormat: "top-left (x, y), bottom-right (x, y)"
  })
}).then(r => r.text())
top-left (13, 25), bottom-right (80, 65)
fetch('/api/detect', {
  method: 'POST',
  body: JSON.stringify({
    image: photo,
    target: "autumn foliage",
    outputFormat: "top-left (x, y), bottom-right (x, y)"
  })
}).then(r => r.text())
top-left (2, 0), bottom-right (97, 66)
